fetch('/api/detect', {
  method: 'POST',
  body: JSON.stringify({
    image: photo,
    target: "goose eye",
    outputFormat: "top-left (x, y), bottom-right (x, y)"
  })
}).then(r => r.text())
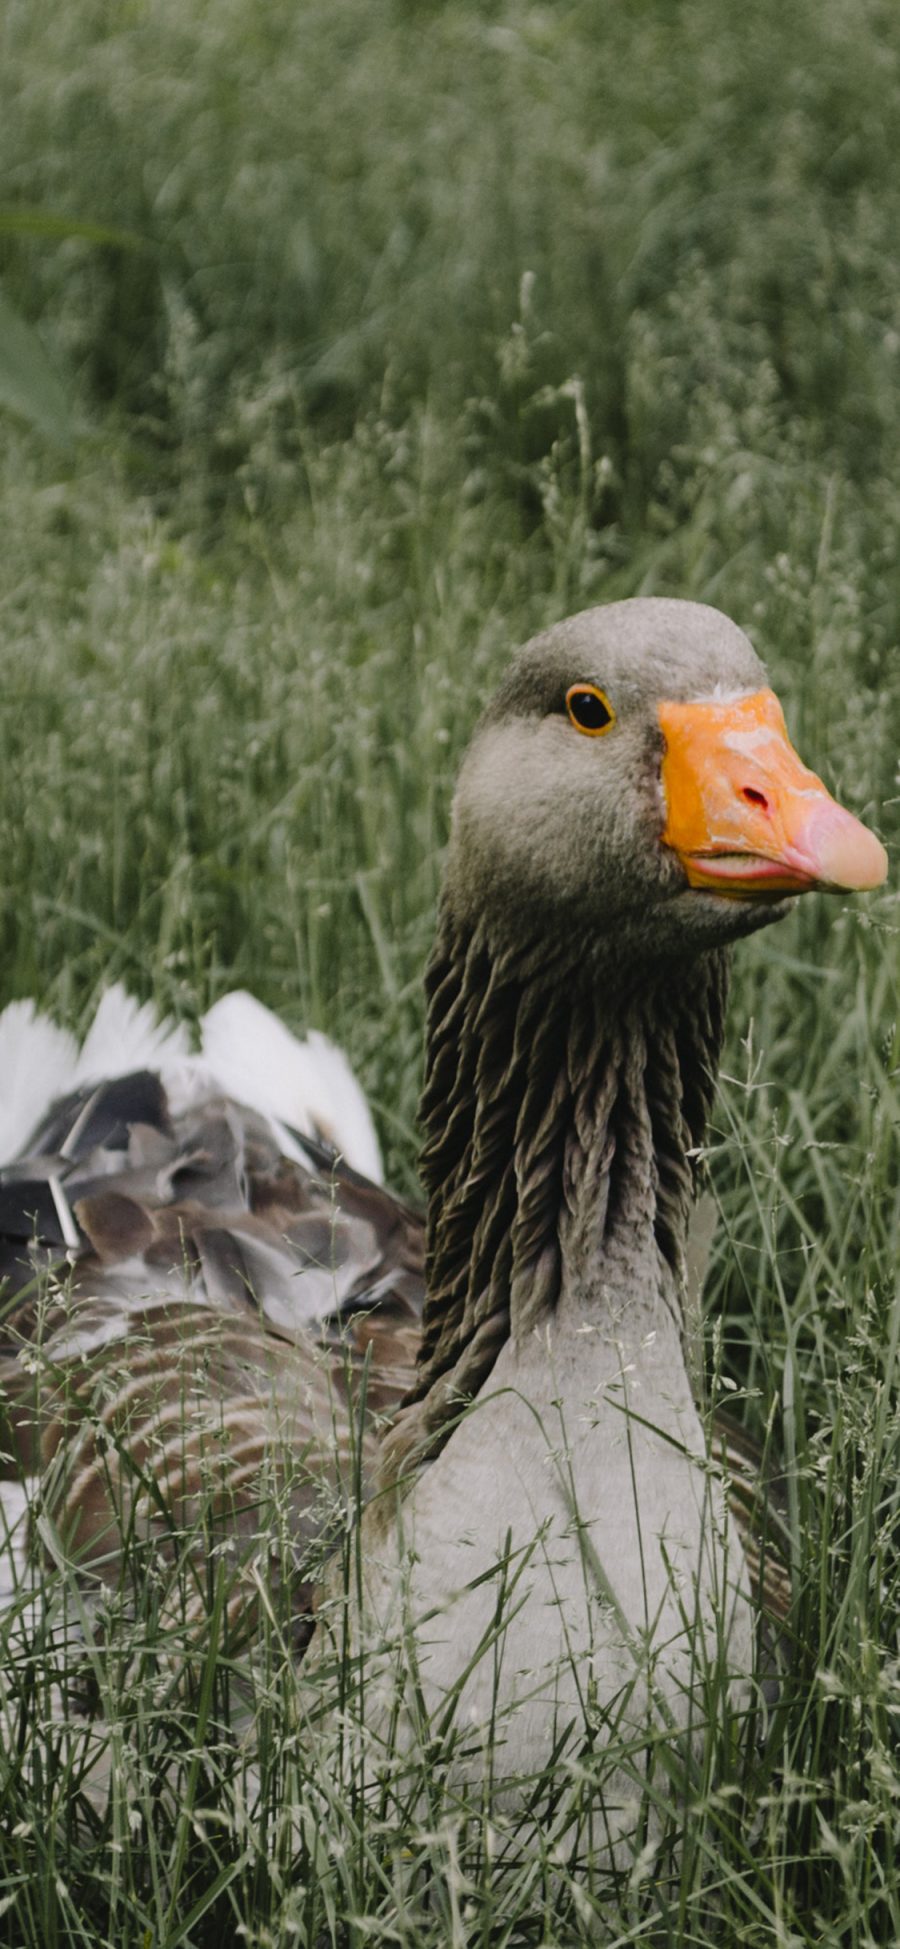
top-left (565, 683), bottom-right (616, 736)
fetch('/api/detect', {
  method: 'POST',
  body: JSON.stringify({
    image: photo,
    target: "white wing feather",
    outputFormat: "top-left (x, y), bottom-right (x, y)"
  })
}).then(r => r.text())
top-left (74, 982), bottom-right (191, 1083)
top-left (0, 983), bottom-right (382, 1181)
top-left (199, 990), bottom-right (382, 1182)
top-left (0, 1000), bottom-right (78, 1159)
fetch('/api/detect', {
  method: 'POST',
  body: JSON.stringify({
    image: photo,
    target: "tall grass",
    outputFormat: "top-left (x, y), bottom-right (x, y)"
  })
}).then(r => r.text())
top-left (0, 0), bottom-right (899, 1938)
top-left (5, 0), bottom-right (900, 506)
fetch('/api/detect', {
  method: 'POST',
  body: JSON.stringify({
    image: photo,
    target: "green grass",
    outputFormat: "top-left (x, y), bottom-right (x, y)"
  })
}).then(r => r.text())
top-left (0, 0), bottom-right (899, 1939)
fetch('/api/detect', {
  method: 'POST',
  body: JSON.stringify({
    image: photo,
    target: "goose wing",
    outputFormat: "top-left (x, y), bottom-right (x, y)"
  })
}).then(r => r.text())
top-left (0, 1067), bottom-right (423, 1632)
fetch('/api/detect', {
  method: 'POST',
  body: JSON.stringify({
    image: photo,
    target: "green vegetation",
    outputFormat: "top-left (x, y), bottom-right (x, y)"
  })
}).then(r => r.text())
top-left (0, 0), bottom-right (898, 1940)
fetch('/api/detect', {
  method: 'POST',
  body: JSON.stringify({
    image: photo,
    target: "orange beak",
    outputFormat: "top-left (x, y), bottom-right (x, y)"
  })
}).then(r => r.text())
top-left (659, 690), bottom-right (888, 900)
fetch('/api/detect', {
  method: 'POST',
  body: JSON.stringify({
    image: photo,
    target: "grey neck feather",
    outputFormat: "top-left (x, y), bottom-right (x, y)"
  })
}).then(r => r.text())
top-left (381, 907), bottom-right (730, 1479)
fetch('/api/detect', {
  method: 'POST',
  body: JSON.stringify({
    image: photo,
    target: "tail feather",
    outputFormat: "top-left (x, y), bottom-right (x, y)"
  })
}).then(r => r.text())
top-left (0, 1001), bottom-right (78, 1160)
top-left (200, 990), bottom-right (383, 1182)
top-left (74, 983), bottom-right (191, 1085)
top-left (1, 983), bottom-right (382, 1182)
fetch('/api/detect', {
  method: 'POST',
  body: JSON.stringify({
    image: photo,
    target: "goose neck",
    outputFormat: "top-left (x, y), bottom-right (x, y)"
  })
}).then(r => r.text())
top-left (393, 913), bottom-right (728, 1472)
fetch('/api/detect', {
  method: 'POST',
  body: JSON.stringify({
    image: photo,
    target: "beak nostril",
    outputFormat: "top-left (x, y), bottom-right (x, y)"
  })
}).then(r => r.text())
top-left (741, 786), bottom-right (769, 812)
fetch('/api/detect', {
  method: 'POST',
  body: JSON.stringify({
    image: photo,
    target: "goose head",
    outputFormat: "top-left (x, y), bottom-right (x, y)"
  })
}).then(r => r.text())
top-left (445, 597), bottom-right (886, 974)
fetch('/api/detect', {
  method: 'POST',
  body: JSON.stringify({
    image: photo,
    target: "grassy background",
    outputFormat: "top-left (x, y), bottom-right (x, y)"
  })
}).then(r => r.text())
top-left (0, 0), bottom-right (899, 1941)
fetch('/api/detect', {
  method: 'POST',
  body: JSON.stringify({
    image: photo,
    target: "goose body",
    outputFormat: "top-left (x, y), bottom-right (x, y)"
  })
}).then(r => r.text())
top-left (352, 1274), bottom-right (739, 1808)
top-left (0, 599), bottom-right (886, 1865)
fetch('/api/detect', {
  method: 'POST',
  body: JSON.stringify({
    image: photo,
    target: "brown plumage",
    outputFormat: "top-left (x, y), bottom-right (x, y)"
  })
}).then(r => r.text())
top-left (0, 1068), bottom-right (423, 1637)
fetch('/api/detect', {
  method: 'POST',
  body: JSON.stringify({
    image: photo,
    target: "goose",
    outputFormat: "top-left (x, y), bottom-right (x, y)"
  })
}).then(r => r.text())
top-left (0, 597), bottom-right (887, 1861)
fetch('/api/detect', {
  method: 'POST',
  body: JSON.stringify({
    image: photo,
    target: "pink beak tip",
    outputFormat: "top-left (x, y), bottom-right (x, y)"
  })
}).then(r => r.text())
top-left (803, 800), bottom-right (889, 893)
